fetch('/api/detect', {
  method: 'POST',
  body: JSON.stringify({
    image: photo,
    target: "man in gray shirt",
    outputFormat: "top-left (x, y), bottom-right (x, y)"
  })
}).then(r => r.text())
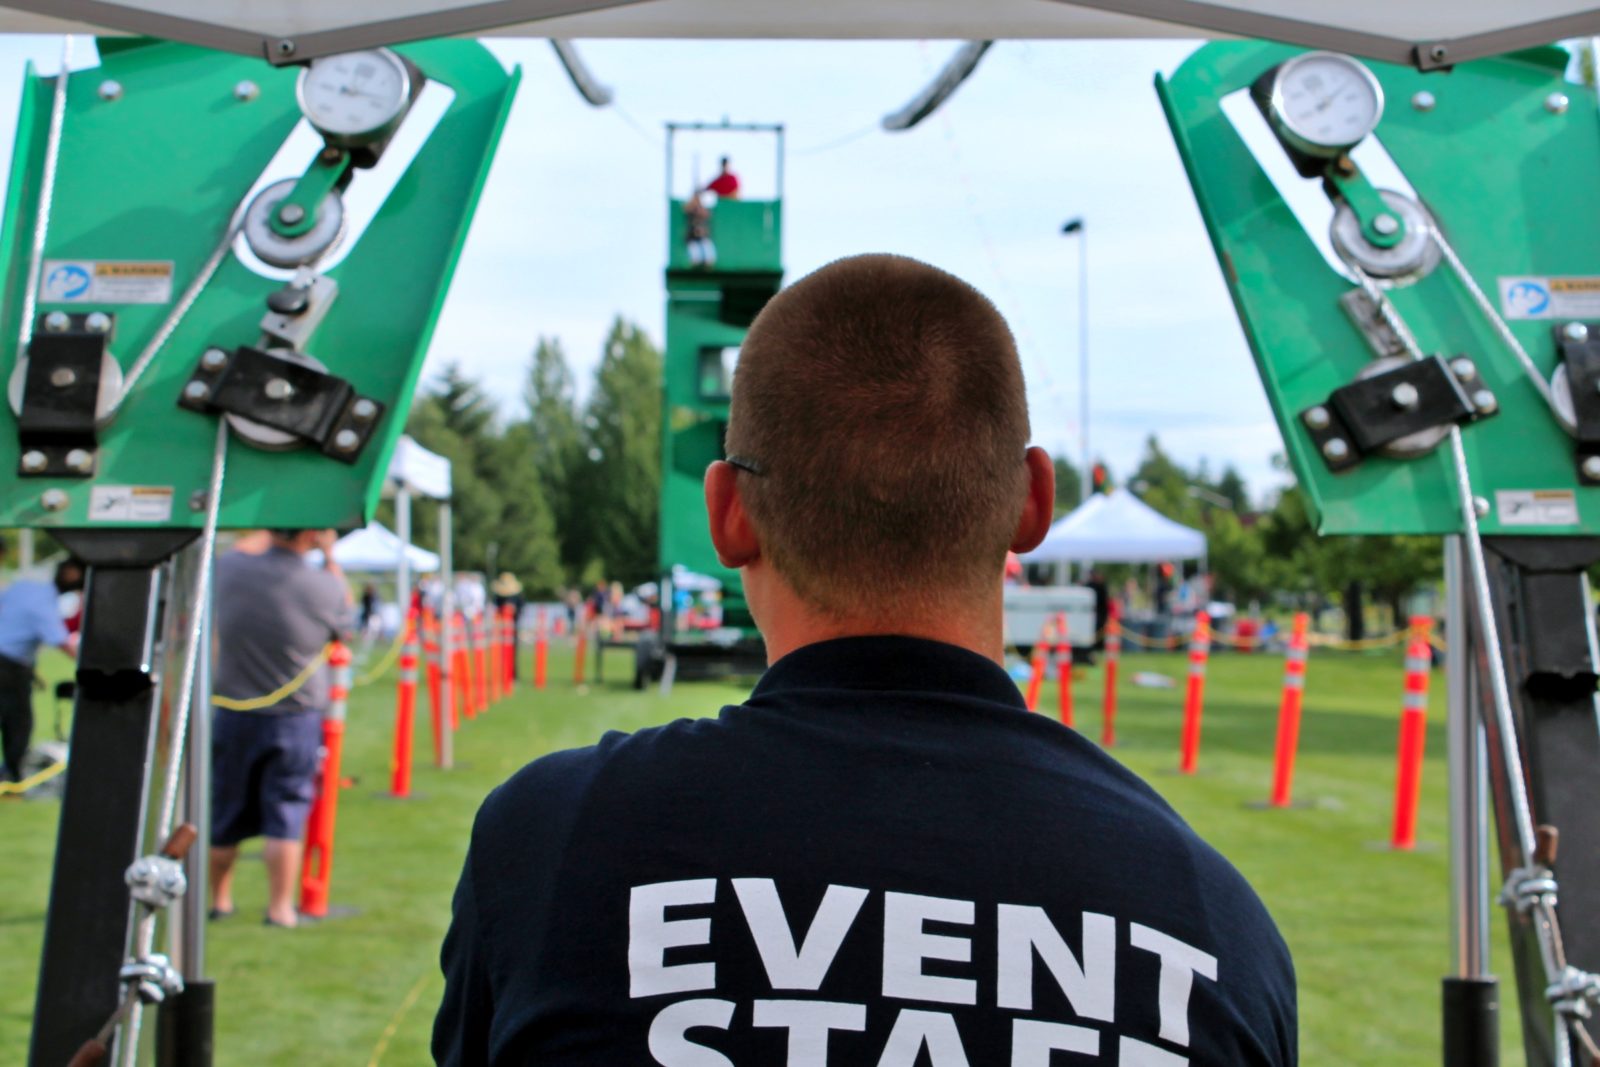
top-left (211, 529), bottom-right (352, 927)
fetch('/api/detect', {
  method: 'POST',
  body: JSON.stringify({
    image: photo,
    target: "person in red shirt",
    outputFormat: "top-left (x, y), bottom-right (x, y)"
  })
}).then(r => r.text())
top-left (703, 155), bottom-right (739, 198)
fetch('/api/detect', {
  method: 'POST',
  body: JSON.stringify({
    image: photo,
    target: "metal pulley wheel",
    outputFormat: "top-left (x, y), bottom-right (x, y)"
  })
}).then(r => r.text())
top-left (1358, 354), bottom-right (1449, 457)
top-left (242, 178), bottom-right (346, 268)
top-left (224, 348), bottom-right (327, 451)
top-left (7, 348), bottom-right (124, 427)
top-left (1548, 362), bottom-right (1581, 437)
top-left (1330, 190), bottom-right (1440, 285)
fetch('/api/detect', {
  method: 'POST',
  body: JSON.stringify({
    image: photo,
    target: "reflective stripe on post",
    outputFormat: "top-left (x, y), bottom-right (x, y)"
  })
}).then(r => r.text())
top-left (1102, 603), bottom-right (1121, 747)
top-left (301, 641), bottom-right (352, 918)
top-left (1391, 616), bottom-right (1434, 850)
top-left (1268, 612), bottom-right (1311, 808)
top-left (1179, 611), bottom-right (1212, 774)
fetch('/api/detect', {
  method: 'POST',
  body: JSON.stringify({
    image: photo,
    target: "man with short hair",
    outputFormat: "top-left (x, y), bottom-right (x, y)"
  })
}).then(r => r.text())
top-left (210, 528), bottom-right (351, 927)
top-left (0, 552), bottom-right (81, 785)
top-left (435, 255), bottom-right (1296, 1064)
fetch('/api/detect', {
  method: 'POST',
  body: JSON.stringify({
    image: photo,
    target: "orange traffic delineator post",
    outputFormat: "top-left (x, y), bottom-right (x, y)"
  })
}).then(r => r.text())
top-left (1179, 611), bottom-right (1213, 774)
top-left (474, 612), bottom-right (489, 711)
top-left (487, 608), bottom-right (502, 705)
top-left (1391, 616), bottom-right (1435, 850)
top-left (1023, 620), bottom-right (1054, 711)
top-left (1269, 613), bottom-right (1311, 808)
top-left (503, 604), bottom-right (517, 695)
top-left (574, 613), bottom-right (589, 686)
top-left (455, 612), bottom-right (477, 721)
top-left (422, 608), bottom-right (445, 766)
top-left (534, 607), bottom-right (548, 689)
top-left (1102, 603), bottom-right (1121, 746)
top-left (1054, 611), bottom-right (1074, 728)
top-left (301, 641), bottom-right (352, 918)
top-left (389, 613), bottom-right (420, 798)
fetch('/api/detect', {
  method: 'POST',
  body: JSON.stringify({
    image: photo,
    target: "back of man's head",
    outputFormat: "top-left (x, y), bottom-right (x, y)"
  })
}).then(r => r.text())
top-left (727, 254), bottom-right (1030, 618)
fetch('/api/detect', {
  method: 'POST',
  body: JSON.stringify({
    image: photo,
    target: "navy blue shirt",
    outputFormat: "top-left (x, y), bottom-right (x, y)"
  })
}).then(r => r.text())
top-left (435, 636), bottom-right (1296, 1065)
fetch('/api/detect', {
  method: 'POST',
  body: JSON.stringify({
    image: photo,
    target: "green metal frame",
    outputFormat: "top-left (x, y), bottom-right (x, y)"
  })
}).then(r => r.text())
top-left (0, 38), bottom-right (518, 531)
top-left (1159, 42), bottom-right (1600, 536)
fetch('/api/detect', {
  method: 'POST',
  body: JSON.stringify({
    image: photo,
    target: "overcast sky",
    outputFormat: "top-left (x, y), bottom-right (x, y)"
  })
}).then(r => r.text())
top-left (0, 35), bottom-right (1288, 504)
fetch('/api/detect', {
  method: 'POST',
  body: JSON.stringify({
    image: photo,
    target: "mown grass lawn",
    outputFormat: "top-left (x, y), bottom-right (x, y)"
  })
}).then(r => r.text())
top-left (1, 640), bottom-right (1519, 1064)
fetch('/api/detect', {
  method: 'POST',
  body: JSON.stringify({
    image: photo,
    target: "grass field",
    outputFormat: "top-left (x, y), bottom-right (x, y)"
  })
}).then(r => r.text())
top-left (1, 639), bottom-right (1521, 1064)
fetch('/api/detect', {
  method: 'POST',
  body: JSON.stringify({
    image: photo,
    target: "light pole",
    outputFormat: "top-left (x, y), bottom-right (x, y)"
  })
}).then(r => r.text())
top-left (1062, 218), bottom-right (1089, 505)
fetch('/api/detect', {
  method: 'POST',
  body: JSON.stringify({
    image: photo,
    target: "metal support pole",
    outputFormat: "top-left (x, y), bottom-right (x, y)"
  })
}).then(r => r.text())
top-left (437, 500), bottom-right (454, 770)
top-left (395, 483), bottom-right (412, 627)
top-left (1077, 221), bottom-right (1089, 506)
top-left (1443, 535), bottom-right (1497, 1067)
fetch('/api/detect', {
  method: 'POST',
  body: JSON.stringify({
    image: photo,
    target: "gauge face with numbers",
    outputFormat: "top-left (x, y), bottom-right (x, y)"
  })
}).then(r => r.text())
top-left (1267, 51), bottom-right (1384, 158)
top-left (296, 49), bottom-right (411, 144)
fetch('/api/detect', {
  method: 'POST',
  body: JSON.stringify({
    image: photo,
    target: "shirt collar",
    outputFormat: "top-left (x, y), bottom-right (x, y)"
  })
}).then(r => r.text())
top-left (750, 635), bottom-right (1026, 709)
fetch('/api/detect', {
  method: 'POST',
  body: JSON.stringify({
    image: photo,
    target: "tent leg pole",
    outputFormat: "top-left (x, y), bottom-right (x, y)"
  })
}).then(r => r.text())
top-left (438, 501), bottom-right (454, 771)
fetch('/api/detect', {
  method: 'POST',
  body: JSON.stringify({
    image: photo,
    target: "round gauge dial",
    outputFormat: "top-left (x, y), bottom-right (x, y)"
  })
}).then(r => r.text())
top-left (296, 49), bottom-right (411, 145)
top-left (1267, 51), bottom-right (1384, 158)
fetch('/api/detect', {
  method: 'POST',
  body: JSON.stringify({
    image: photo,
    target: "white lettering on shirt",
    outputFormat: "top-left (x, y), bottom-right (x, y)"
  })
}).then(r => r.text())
top-left (1119, 1036), bottom-right (1189, 1065)
top-left (734, 879), bottom-right (869, 990)
top-left (996, 904), bottom-right (1116, 1021)
top-left (1010, 1018), bottom-right (1100, 1064)
top-left (752, 998), bottom-right (868, 1065)
top-left (1128, 924), bottom-right (1218, 1048)
top-left (647, 998), bottom-right (736, 1066)
top-left (631, 879), bottom-right (718, 998)
top-left (877, 1009), bottom-right (971, 1067)
top-left (882, 892), bottom-right (976, 1006)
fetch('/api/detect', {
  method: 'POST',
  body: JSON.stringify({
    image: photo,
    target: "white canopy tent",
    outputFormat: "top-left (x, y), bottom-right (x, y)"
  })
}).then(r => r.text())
top-left (308, 521), bottom-right (441, 573)
top-left (0, 1), bottom-right (1594, 70)
top-left (1021, 488), bottom-right (1206, 565)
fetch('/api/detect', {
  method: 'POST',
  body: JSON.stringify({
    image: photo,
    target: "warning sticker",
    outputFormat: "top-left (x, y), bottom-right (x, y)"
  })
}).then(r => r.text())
top-left (40, 260), bottom-right (173, 304)
top-left (1496, 489), bottom-right (1579, 527)
top-left (88, 485), bottom-right (174, 522)
top-left (1497, 276), bottom-right (1600, 321)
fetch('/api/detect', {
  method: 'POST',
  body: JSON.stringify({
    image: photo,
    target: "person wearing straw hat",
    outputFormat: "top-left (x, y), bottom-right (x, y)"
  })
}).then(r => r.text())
top-left (436, 256), bottom-right (1295, 1065)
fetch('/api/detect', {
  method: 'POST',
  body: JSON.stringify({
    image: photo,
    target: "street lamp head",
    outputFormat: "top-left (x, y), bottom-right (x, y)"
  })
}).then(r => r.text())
top-left (1062, 218), bottom-right (1084, 234)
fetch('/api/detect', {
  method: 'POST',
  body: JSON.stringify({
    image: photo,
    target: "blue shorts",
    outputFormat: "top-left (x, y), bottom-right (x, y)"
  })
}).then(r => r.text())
top-left (210, 708), bottom-right (323, 846)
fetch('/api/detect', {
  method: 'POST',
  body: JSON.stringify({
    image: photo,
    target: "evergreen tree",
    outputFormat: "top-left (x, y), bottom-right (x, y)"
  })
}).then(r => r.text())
top-left (576, 318), bottom-right (662, 585)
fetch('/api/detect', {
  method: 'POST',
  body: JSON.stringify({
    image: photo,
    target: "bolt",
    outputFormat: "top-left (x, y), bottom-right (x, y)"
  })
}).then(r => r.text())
top-left (201, 347), bottom-right (228, 371)
top-left (1473, 389), bottom-right (1497, 413)
top-left (183, 380), bottom-right (210, 402)
top-left (1304, 406), bottom-right (1331, 430)
top-left (333, 429), bottom-right (360, 452)
top-left (1450, 357), bottom-right (1477, 380)
top-left (275, 39), bottom-right (297, 57)
top-left (1546, 92), bottom-right (1570, 115)
top-left (1585, 457), bottom-right (1600, 481)
top-left (20, 450), bottom-right (47, 472)
top-left (1564, 321), bottom-right (1590, 344)
top-left (65, 448), bottom-right (92, 473)
top-left (264, 378), bottom-right (294, 400)
top-left (351, 398), bottom-right (378, 422)
top-left (1474, 496), bottom-right (1491, 517)
top-left (1411, 91), bottom-right (1436, 112)
top-left (97, 79), bottom-right (122, 102)
top-left (189, 490), bottom-right (208, 512)
top-left (320, 146), bottom-right (344, 165)
top-left (43, 311), bottom-right (69, 332)
top-left (1322, 438), bottom-right (1351, 462)
top-left (1391, 382), bottom-right (1420, 409)
top-left (1372, 213), bottom-right (1400, 236)
top-left (233, 80), bottom-right (259, 102)
top-left (1428, 44), bottom-right (1448, 62)
top-left (40, 489), bottom-right (68, 512)
top-left (85, 311), bottom-right (111, 333)
top-left (277, 203), bottom-right (306, 226)
top-left (50, 366), bottom-right (76, 388)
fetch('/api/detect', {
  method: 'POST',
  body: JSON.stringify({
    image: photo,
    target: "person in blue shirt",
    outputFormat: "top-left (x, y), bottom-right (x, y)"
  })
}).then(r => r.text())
top-left (0, 546), bottom-right (83, 785)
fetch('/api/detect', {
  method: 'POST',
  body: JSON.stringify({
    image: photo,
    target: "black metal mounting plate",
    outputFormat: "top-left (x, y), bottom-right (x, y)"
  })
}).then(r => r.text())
top-left (177, 346), bottom-right (384, 464)
top-left (1299, 354), bottom-right (1490, 473)
top-left (16, 311), bottom-right (113, 478)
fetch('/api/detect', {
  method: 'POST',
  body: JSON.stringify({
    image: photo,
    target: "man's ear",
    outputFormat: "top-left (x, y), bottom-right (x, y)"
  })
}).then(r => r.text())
top-left (1010, 446), bottom-right (1056, 554)
top-left (705, 460), bottom-right (762, 569)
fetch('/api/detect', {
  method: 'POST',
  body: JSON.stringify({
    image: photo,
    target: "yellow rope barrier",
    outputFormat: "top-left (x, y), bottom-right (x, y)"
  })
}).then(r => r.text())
top-left (211, 646), bottom-right (331, 711)
top-left (0, 759), bottom-right (65, 795)
top-left (354, 624), bottom-right (410, 688)
top-left (365, 968), bottom-right (434, 1067)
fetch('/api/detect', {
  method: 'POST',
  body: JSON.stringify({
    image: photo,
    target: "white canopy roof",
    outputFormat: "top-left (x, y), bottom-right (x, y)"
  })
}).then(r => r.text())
top-left (307, 521), bottom-right (441, 573)
top-left (387, 435), bottom-right (451, 501)
top-left (1, 1), bottom-right (1591, 69)
top-left (1021, 488), bottom-right (1206, 564)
